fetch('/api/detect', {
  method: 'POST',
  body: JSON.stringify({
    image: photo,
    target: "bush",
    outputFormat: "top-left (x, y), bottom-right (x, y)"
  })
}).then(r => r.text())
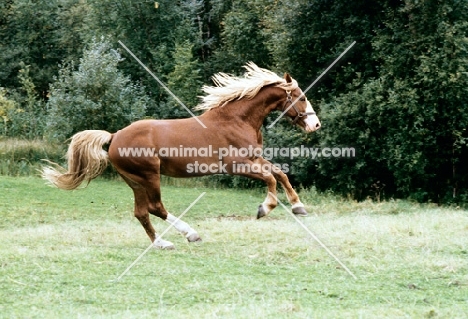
top-left (45, 38), bottom-right (149, 141)
top-left (0, 88), bottom-right (16, 136)
top-left (316, 1), bottom-right (468, 202)
top-left (0, 64), bottom-right (46, 139)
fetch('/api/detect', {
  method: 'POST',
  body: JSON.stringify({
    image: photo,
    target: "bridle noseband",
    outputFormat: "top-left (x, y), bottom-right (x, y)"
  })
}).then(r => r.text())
top-left (283, 91), bottom-right (316, 124)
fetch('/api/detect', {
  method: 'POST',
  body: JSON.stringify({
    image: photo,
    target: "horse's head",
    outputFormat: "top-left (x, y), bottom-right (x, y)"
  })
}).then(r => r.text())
top-left (281, 73), bottom-right (321, 133)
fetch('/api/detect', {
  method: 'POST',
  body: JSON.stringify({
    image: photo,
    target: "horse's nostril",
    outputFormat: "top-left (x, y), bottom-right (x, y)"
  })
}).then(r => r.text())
top-left (316, 122), bottom-right (321, 128)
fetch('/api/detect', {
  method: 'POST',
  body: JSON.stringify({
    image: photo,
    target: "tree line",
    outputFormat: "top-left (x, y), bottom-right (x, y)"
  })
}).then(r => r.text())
top-left (0, 0), bottom-right (467, 204)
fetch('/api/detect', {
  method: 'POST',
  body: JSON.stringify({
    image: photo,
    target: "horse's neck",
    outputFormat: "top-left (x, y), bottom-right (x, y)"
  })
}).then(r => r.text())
top-left (202, 87), bottom-right (284, 132)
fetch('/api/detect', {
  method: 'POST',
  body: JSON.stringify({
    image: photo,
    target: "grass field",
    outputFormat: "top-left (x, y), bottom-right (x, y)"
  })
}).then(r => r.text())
top-left (1, 176), bottom-right (467, 318)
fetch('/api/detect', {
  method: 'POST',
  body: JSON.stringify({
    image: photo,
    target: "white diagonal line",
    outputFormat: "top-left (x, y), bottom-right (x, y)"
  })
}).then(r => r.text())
top-left (269, 192), bottom-right (358, 279)
top-left (114, 192), bottom-right (206, 281)
top-left (268, 41), bottom-right (356, 128)
top-left (118, 40), bottom-right (207, 128)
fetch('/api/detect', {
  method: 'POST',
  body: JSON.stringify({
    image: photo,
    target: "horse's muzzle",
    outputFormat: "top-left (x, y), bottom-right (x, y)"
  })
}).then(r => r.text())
top-left (304, 115), bottom-right (321, 132)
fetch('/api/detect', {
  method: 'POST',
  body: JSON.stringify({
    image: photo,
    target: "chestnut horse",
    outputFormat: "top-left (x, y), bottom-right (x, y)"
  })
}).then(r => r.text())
top-left (42, 63), bottom-right (321, 249)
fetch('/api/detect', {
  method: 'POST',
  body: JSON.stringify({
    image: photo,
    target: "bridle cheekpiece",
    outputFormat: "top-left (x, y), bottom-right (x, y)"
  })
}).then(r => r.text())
top-left (283, 90), bottom-right (316, 124)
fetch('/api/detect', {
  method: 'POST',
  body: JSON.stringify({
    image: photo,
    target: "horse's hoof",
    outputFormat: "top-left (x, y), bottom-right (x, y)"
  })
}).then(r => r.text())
top-left (292, 206), bottom-right (308, 216)
top-left (153, 238), bottom-right (175, 250)
top-left (186, 232), bottom-right (202, 243)
top-left (257, 204), bottom-right (267, 219)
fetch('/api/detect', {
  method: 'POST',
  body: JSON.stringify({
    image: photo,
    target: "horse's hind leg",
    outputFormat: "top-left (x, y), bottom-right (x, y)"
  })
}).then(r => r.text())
top-left (143, 174), bottom-right (202, 243)
top-left (133, 186), bottom-right (176, 249)
top-left (120, 174), bottom-right (175, 249)
top-left (164, 212), bottom-right (202, 242)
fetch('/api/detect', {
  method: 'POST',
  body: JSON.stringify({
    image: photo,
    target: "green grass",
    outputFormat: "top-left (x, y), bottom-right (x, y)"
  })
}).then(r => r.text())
top-left (0, 138), bottom-right (65, 176)
top-left (0, 176), bottom-right (467, 318)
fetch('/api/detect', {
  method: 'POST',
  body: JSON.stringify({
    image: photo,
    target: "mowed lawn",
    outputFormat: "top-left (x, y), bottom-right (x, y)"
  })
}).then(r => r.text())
top-left (0, 176), bottom-right (467, 318)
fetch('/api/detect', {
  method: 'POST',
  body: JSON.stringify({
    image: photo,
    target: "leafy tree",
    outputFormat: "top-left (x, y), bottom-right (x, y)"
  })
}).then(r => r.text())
top-left (0, 63), bottom-right (47, 139)
top-left (10, 63), bottom-right (47, 139)
top-left (0, 0), bottom-right (92, 99)
top-left (263, 0), bottom-right (386, 100)
top-left (86, 0), bottom-right (186, 101)
top-left (317, 0), bottom-right (468, 202)
top-left (0, 88), bottom-right (16, 136)
top-left (0, 0), bottom-right (466, 203)
top-left (164, 41), bottom-right (204, 118)
top-left (209, 0), bottom-right (272, 74)
top-left (45, 39), bottom-right (149, 141)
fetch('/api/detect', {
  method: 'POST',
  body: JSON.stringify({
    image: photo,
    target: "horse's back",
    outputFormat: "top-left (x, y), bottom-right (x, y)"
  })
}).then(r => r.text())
top-left (111, 118), bottom-right (196, 146)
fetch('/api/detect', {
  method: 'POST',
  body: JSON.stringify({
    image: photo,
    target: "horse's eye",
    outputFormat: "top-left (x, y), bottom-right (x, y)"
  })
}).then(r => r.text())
top-left (299, 97), bottom-right (306, 102)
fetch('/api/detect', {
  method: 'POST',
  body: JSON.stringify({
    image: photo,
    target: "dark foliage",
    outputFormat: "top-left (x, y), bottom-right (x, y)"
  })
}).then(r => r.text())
top-left (1, 0), bottom-right (467, 203)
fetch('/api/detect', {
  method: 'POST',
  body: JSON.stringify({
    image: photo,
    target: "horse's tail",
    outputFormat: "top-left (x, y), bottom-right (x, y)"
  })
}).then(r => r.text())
top-left (42, 130), bottom-right (113, 190)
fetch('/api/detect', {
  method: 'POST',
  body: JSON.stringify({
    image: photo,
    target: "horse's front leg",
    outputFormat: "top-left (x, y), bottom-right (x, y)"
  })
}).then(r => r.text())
top-left (228, 158), bottom-right (278, 218)
top-left (256, 158), bottom-right (308, 216)
top-left (256, 172), bottom-right (278, 219)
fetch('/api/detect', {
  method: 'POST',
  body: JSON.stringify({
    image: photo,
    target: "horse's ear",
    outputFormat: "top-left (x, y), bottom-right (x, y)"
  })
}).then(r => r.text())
top-left (284, 73), bottom-right (292, 83)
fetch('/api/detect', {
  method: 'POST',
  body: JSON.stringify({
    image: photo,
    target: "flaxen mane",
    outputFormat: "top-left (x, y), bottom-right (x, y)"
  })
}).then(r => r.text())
top-left (196, 62), bottom-right (298, 110)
